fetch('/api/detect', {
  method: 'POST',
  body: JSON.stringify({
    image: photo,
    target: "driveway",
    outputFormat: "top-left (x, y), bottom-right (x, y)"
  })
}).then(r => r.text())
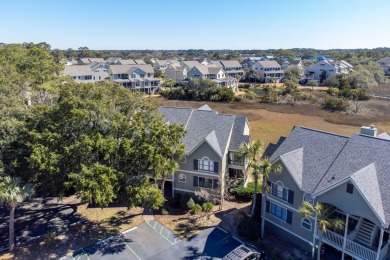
top-left (0, 198), bottom-right (83, 251)
top-left (62, 220), bottom-right (242, 260)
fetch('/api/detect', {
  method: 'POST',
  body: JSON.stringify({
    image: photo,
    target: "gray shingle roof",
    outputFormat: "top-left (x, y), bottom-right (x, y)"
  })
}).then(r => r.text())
top-left (110, 64), bottom-right (154, 74)
top-left (229, 116), bottom-right (250, 151)
top-left (158, 105), bottom-right (249, 157)
top-left (269, 126), bottom-right (390, 226)
top-left (181, 60), bottom-right (201, 69)
top-left (269, 126), bottom-right (349, 193)
top-left (220, 60), bottom-right (242, 68)
top-left (377, 57), bottom-right (390, 63)
top-left (63, 65), bottom-right (93, 76)
top-left (256, 60), bottom-right (281, 68)
top-left (378, 132), bottom-right (390, 140)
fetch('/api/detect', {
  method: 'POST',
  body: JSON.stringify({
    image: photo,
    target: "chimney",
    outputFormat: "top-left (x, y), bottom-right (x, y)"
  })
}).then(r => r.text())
top-left (360, 125), bottom-right (377, 137)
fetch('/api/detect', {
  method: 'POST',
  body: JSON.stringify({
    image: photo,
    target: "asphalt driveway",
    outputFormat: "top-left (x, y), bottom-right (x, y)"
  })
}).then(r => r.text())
top-left (63, 221), bottom-right (242, 260)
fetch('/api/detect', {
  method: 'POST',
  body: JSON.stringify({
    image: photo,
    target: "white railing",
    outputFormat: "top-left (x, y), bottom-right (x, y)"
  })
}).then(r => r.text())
top-left (345, 239), bottom-right (377, 260)
top-left (323, 229), bottom-right (379, 260)
top-left (323, 230), bottom-right (344, 248)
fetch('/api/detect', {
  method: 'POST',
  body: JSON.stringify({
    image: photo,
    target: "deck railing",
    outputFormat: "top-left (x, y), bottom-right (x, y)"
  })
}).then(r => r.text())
top-left (323, 229), bottom-right (378, 260)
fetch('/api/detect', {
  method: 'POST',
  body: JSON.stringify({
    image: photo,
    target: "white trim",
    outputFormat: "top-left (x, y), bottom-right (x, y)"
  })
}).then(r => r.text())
top-left (174, 188), bottom-right (195, 193)
top-left (301, 218), bottom-right (312, 231)
top-left (179, 169), bottom-right (220, 178)
top-left (268, 194), bottom-right (297, 212)
top-left (178, 173), bottom-right (186, 183)
top-left (313, 177), bottom-right (350, 197)
top-left (265, 218), bottom-right (313, 246)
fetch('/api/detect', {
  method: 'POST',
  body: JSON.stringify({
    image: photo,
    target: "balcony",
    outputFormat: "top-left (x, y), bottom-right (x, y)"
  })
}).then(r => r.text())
top-left (322, 229), bottom-right (389, 260)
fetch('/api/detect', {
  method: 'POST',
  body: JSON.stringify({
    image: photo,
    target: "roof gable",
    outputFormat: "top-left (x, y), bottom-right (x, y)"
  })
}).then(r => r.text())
top-left (280, 147), bottom-right (304, 188)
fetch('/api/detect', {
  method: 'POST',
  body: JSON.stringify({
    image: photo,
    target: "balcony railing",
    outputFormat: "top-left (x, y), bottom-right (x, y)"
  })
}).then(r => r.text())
top-left (323, 229), bottom-right (379, 260)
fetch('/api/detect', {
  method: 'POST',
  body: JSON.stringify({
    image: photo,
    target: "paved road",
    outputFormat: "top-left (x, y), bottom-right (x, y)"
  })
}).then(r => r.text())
top-left (63, 221), bottom-right (241, 260)
top-left (0, 198), bottom-right (83, 251)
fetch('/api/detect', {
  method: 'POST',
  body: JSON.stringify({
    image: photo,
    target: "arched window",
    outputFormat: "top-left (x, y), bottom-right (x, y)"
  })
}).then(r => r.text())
top-left (275, 181), bottom-right (287, 199)
top-left (301, 218), bottom-right (312, 230)
top-left (199, 157), bottom-right (214, 172)
top-left (178, 173), bottom-right (186, 183)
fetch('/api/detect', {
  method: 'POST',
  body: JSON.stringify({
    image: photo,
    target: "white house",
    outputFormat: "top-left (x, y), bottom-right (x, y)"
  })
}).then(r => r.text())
top-left (305, 60), bottom-right (353, 82)
top-left (109, 64), bottom-right (161, 93)
top-left (187, 65), bottom-right (238, 91)
top-left (63, 62), bottom-right (109, 82)
top-left (210, 60), bottom-right (244, 79)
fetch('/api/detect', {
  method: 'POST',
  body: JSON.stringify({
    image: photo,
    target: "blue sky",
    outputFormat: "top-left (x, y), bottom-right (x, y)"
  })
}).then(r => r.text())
top-left (1, 0), bottom-right (389, 50)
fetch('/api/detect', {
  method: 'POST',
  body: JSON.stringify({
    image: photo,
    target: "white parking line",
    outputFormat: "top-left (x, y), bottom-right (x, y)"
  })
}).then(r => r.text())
top-left (126, 244), bottom-right (141, 260)
top-left (146, 220), bottom-right (181, 245)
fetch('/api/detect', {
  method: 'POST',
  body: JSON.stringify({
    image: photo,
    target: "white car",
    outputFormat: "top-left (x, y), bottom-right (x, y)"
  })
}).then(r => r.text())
top-left (222, 245), bottom-right (263, 260)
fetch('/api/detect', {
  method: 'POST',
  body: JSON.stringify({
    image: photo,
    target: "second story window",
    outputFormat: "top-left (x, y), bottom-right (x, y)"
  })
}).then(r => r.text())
top-left (228, 152), bottom-right (244, 166)
top-left (269, 181), bottom-right (294, 205)
top-left (193, 157), bottom-right (219, 173)
top-left (303, 193), bottom-right (314, 204)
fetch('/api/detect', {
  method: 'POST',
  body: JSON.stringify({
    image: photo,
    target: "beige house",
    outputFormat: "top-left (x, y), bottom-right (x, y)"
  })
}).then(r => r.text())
top-left (165, 63), bottom-right (188, 84)
top-left (253, 60), bottom-right (284, 83)
top-left (187, 65), bottom-right (238, 91)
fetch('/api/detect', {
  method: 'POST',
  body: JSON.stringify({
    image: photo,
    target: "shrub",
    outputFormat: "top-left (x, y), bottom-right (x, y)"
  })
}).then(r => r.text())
top-left (191, 204), bottom-right (202, 215)
top-left (322, 96), bottom-right (350, 112)
top-left (202, 202), bottom-right (214, 213)
top-left (231, 182), bottom-right (261, 202)
top-left (186, 198), bottom-right (195, 210)
top-left (306, 80), bottom-right (319, 87)
top-left (161, 207), bottom-right (169, 215)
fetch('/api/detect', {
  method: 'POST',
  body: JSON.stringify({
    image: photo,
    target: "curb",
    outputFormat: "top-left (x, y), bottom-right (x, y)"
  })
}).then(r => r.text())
top-left (122, 226), bottom-right (138, 234)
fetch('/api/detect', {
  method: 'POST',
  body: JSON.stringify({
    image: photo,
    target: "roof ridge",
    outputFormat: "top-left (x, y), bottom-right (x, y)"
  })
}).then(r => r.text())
top-left (356, 133), bottom-right (390, 143)
top-left (295, 126), bottom-right (350, 139)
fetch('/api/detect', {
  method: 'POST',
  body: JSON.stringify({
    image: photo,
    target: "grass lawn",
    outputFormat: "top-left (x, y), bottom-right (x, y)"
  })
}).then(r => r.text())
top-left (5, 204), bottom-right (144, 260)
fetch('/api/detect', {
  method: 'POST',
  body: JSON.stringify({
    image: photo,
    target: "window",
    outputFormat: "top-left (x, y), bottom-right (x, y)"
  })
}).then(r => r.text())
top-left (178, 173), bottom-right (186, 183)
top-left (266, 201), bottom-right (292, 224)
top-left (135, 81), bottom-right (140, 87)
top-left (270, 181), bottom-right (294, 204)
top-left (85, 76), bottom-right (92, 80)
top-left (131, 74), bottom-right (136, 78)
top-left (347, 183), bottom-right (354, 194)
top-left (228, 152), bottom-right (244, 166)
top-left (193, 176), bottom-right (218, 189)
top-left (228, 168), bottom-right (244, 179)
top-left (140, 74), bottom-right (145, 78)
top-left (301, 218), bottom-right (312, 230)
top-left (199, 157), bottom-right (214, 172)
top-left (303, 193), bottom-right (314, 204)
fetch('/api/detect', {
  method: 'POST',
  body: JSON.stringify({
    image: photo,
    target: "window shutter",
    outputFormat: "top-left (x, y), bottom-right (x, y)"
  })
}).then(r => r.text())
top-left (286, 210), bottom-right (293, 224)
top-left (193, 159), bottom-right (198, 170)
top-left (266, 201), bottom-right (270, 213)
top-left (271, 183), bottom-right (277, 196)
top-left (288, 190), bottom-right (294, 205)
top-left (214, 162), bottom-right (219, 173)
top-left (266, 181), bottom-right (271, 188)
top-left (193, 176), bottom-right (198, 187)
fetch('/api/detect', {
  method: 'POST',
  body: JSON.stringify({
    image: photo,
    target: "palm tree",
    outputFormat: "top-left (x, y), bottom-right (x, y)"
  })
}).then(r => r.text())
top-left (258, 158), bottom-right (281, 239)
top-left (158, 159), bottom-right (179, 197)
top-left (299, 202), bottom-right (344, 260)
top-left (0, 175), bottom-right (33, 252)
top-left (238, 140), bottom-right (263, 218)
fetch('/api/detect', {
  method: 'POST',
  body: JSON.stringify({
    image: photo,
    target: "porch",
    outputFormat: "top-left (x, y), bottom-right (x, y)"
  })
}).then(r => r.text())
top-left (320, 215), bottom-right (389, 260)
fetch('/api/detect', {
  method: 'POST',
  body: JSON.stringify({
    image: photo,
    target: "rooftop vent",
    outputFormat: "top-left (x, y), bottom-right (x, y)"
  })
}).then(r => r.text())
top-left (360, 125), bottom-right (377, 137)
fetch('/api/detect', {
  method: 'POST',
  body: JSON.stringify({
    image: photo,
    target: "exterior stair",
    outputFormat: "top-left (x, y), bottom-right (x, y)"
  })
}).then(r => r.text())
top-left (355, 219), bottom-right (376, 246)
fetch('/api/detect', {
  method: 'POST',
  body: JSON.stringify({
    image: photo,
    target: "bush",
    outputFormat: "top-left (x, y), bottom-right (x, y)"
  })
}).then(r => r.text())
top-left (306, 80), bottom-right (319, 87)
top-left (191, 204), bottom-right (202, 215)
top-left (322, 96), bottom-right (350, 112)
top-left (231, 182), bottom-right (260, 202)
top-left (186, 198), bottom-right (195, 210)
top-left (161, 208), bottom-right (169, 215)
top-left (202, 202), bottom-right (214, 213)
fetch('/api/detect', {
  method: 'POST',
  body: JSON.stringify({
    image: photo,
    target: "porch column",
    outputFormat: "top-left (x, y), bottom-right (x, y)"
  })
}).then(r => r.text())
top-left (312, 202), bottom-right (318, 259)
top-left (376, 226), bottom-right (385, 260)
top-left (172, 179), bottom-right (175, 198)
top-left (341, 213), bottom-right (349, 260)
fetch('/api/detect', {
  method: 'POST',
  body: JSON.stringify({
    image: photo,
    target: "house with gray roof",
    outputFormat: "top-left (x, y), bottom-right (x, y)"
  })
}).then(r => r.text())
top-left (253, 60), bottom-right (284, 83)
top-left (305, 60), bottom-right (353, 82)
top-left (187, 65), bottom-right (238, 91)
top-left (62, 62), bottom-right (109, 83)
top-left (158, 104), bottom-right (250, 199)
top-left (263, 125), bottom-right (390, 260)
top-left (165, 62), bottom-right (187, 84)
top-left (377, 57), bottom-right (390, 76)
top-left (210, 60), bottom-right (244, 79)
top-left (109, 64), bottom-right (161, 93)
top-left (77, 57), bottom-right (105, 65)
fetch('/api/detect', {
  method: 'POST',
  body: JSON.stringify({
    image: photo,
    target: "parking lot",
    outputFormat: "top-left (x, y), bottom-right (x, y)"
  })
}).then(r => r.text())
top-left (61, 220), bottom-right (242, 260)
